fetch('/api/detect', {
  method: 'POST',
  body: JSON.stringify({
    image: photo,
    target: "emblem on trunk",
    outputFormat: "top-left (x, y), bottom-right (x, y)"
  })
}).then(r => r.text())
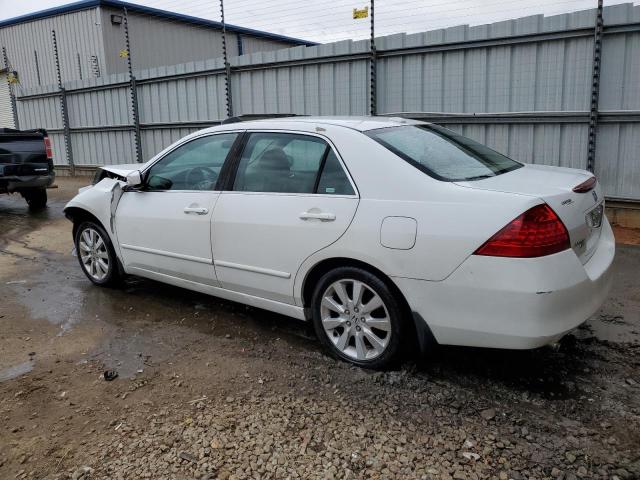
top-left (561, 199), bottom-right (573, 206)
top-left (592, 190), bottom-right (598, 202)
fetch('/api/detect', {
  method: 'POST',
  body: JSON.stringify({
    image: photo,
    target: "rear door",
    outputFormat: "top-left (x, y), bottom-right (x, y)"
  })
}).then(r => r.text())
top-left (211, 131), bottom-right (359, 304)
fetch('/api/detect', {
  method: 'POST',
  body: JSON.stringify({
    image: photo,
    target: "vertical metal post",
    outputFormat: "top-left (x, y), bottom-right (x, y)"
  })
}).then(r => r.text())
top-left (220, 0), bottom-right (233, 118)
top-left (586, 0), bottom-right (604, 173)
top-left (123, 7), bottom-right (142, 163)
top-left (52, 31), bottom-right (74, 175)
top-left (369, 0), bottom-right (377, 116)
top-left (2, 47), bottom-right (20, 129)
top-left (34, 50), bottom-right (42, 86)
top-left (77, 53), bottom-right (83, 80)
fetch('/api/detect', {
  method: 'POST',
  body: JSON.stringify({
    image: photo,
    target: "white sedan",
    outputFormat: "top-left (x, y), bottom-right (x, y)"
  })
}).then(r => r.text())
top-left (65, 116), bottom-right (614, 368)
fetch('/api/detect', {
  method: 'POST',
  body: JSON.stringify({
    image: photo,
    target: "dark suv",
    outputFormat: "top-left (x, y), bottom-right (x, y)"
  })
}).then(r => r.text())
top-left (0, 127), bottom-right (55, 209)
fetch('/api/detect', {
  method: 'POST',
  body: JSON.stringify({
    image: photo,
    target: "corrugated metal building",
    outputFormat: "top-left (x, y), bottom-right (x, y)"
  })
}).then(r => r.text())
top-left (0, 0), bottom-right (315, 127)
top-left (0, 68), bottom-right (14, 127)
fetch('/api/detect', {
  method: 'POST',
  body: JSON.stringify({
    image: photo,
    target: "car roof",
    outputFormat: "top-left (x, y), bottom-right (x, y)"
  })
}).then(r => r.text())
top-left (209, 116), bottom-right (426, 134)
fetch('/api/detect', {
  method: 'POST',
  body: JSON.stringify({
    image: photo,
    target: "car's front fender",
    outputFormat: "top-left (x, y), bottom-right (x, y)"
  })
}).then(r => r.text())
top-left (64, 178), bottom-right (125, 252)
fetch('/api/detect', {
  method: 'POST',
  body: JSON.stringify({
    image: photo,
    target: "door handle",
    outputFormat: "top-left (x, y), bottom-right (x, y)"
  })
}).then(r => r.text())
top-left (184, 206), bottom-right (208, 215)
top-left (299, 211), bottom-right (336, 221)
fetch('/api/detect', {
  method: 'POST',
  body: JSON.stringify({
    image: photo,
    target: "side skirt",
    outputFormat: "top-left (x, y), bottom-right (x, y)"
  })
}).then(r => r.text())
top-left (127, 266), bottom-right (307, 321)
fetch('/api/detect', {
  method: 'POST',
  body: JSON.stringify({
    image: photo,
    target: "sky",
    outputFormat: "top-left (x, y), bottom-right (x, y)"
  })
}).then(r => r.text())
top-left (0, 0), bottom-right (636, 43)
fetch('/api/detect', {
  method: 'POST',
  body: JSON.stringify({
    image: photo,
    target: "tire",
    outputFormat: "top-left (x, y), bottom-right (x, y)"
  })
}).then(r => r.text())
top-left (311, 267), bottom-right (405, 369)
top-left (74, 221), bottom-right (121, 287)
top-left (22, 189), bottom-right (47, 210)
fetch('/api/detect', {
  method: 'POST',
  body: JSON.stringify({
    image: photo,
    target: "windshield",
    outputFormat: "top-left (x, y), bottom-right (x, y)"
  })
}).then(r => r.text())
top-left (366, 125), bottom-right (522, 181)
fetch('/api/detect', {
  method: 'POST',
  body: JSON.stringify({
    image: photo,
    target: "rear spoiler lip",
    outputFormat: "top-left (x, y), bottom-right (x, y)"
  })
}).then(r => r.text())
top-left (572, 176), bottom-right (597, 193)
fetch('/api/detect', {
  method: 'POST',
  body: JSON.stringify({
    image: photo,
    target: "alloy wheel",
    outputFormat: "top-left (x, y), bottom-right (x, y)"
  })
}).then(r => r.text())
top-left (320, 279), bottom-right (392, 361)
top-left (78, 227), bottom-right (110, 282)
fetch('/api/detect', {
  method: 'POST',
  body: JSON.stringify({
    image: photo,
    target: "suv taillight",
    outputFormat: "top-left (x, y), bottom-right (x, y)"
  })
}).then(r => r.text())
top-left (474, 204), bottom-right (570, 258)
top-left (44, 136), bottom-right (53, 160)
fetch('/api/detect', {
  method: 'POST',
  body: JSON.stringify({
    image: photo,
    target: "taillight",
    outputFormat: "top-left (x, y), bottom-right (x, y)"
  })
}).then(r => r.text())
top-left (44, 136), bottom-right (53, 160)
top-left (474, 204), bottom-right (570, 258)
top-left (573, 176), bottom-right (596, 193)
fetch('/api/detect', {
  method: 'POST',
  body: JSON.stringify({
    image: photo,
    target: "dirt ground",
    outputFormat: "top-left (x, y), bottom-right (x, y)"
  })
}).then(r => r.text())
top-left (0, 177), bottom-right (639, 480)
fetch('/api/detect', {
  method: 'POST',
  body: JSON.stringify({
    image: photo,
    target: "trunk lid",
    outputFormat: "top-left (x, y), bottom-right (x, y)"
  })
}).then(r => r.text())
top-left (456, 164), bottom-right (604, 264)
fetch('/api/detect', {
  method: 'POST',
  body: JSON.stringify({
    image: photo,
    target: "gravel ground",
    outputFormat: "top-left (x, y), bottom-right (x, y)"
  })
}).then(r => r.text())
top-left (0, 178), bottom-right (639, 480)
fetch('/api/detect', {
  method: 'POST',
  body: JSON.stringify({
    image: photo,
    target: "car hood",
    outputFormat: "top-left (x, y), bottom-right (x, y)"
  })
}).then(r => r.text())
top-left (101, 163), bottom-right (141, 178)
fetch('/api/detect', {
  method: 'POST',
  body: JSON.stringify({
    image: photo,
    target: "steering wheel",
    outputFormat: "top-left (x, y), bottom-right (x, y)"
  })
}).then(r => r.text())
top-left (185, 166), bottom-right (218, 190)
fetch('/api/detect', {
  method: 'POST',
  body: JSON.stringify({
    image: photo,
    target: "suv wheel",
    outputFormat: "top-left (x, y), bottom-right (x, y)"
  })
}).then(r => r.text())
top-left (22, 189), bottom-right (47, 210)
top-left (74, 221), bottom-right (121, 287)
top-left (311, 267), bottom-right (404, 369)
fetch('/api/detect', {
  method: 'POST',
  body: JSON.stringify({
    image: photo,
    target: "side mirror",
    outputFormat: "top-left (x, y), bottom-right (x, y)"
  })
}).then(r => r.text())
top-left (126, 170), bottom-right (142, 187)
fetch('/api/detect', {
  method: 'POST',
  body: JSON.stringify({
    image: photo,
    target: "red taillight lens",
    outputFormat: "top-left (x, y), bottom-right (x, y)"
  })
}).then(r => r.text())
top-left (572, 176), bottom-right (596, 193)
top-left (474, 204), bottom-right (570, 258)
top-left (44, 136), bottom-right (53, 160)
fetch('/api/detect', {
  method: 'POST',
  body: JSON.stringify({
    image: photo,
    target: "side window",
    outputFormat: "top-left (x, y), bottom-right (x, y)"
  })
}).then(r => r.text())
top-left (146, 133), bottom-right (237, 191)
top-left (233, 133), bottom-right (327, 194)
top-left (316, 150), bottom-right (355, 195)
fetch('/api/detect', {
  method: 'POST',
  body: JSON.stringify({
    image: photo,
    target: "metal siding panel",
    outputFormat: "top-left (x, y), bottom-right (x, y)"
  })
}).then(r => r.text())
top-left (596, 123), bottom-right (640, 199)
top-left (487, 46), bottom-right (512, 112)
top-left (508, 125), bottom-right (534, 163)
top-left (402, 55), bottom-right (420, 112)
top-left (463, 49), bottom-right (487, 112)
top-left (561, 36), bottom-right (592, 111)
top-left (422, 53), bottom-right (444, 112)
top-left (4, 5), bottom-right (639, 199)
top-left (621, 31), bottom-right (640, 110)
top-left (304, 65), bottom-right (320, 115)
top-left (599, 32), bottom-right (628, 110)
top-left (532, 124), bottom-right (561, 166)
top-left (485, 125), bottom-right (509, 157)
top-left (0, 73), bottom-right (14, 127)
top-left (0, 9), bottom-right (103, 88)
top-left (443, 51), bottom-right (465, 112)
top-left (49, 132), bottom-right (67, 165)
top-left (534, 40), bottom-right (566, 111)
top-left (318, 63), bottom-right (333, 115)
top-left (510, 44), bottom-right (537, 111)
top-left (276, 64), bottom-right (292, 113)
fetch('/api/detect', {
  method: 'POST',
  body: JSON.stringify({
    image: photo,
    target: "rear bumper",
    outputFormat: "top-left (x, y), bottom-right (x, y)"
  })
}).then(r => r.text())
top-left (395, 218), bottom-right (615, 349)
top-left (0, 173), bottom-right (55, 193)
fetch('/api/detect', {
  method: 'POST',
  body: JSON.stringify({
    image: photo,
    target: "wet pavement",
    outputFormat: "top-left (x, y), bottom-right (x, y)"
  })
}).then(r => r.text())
top-left (0, 178), bottom-right (639, 479)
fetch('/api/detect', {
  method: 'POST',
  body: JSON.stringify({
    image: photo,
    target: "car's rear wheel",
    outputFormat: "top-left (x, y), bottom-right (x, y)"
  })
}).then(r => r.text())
top-left (311, 267), bottom-right (404, 369)
top-left (22, 189), bottom-right (47, 210)
top-left (74, 221), bottom-right (121, 287)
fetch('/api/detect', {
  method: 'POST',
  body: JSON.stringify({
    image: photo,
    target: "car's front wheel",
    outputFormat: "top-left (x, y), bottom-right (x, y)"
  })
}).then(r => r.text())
top-left (74, 221), bottom-right (121, 287)
top-left (311, 267), bottom-right (404, 369)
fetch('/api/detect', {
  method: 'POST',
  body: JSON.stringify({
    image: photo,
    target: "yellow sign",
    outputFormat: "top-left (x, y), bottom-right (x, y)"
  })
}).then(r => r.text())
top-left (353, 6), bottom-right (368, 19)
top-left (119, 49), bottom-right (129, 58)
top-left (7, 71), bottom-right (19, 84)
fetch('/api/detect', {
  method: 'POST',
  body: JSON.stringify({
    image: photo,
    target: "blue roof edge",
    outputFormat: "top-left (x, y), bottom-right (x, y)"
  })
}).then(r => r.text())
top-left (0, 0), bottom-right (319, 46)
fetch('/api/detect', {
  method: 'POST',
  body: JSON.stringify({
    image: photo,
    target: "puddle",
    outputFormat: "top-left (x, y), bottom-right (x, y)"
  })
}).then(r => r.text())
top-left (579, 313), bottom-right (640, 344)
top-left (0, 361), bottom-right (34, 382)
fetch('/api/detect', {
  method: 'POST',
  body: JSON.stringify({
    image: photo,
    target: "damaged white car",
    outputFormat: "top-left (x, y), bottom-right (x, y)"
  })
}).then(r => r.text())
top-left (65, 116), bottom-right (615, 368)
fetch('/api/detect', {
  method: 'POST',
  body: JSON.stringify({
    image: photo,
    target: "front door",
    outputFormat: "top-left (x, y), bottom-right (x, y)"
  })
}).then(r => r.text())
top-left (116, 132), bottom-right (239, 286)
top-left (212, 131), bottom-right (359, 304)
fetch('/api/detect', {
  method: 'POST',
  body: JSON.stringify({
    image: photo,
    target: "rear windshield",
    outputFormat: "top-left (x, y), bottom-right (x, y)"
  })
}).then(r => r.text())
top-left (366, 125), bottom-right (522, 181)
